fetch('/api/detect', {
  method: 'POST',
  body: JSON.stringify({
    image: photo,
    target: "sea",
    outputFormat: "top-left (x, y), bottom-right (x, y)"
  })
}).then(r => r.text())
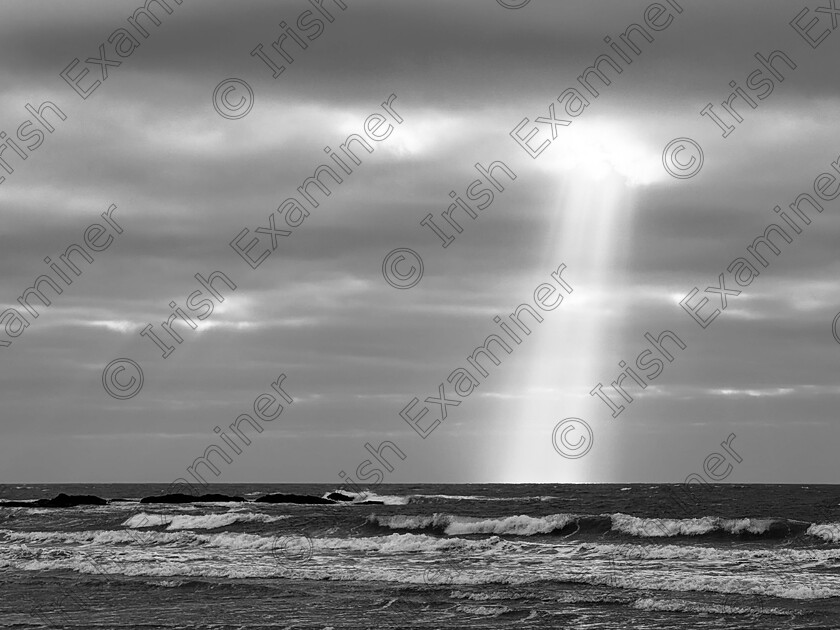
top-left (0, 483), bottom-right (839, 629)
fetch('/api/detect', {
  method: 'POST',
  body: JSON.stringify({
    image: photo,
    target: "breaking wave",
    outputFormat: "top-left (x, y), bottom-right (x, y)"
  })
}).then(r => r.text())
top-left (121, 512), bottom-right (288, 530)
top-left (367, 512), bottom-right (828, 540)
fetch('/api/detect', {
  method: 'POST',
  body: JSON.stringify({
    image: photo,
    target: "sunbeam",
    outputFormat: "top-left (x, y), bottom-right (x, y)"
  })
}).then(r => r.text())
top-left (499, 135), bottom-right (648, 482)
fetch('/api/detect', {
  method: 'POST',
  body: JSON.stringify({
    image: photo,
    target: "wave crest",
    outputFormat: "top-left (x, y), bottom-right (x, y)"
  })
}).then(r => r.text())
top-left (367, 512), bottom-right (816, 539)
top-left (806, 522), bottom-right (840, 542)
top-left (121, 512), bottom-right (288, 531)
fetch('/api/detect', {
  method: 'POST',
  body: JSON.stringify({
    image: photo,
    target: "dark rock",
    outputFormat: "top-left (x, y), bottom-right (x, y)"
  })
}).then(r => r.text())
top-left (254, 493), bottom-right (336, 505)
top-left (196, 494), bottom-right (245, 503)
top-left (326, 492), bottom-right (356, 502)
top-left (44, 493), bottom-right (107, 507)
top-left (139, 493), bottom-right (245, 504)
top-left (0, 493), bottom-right (107, 508)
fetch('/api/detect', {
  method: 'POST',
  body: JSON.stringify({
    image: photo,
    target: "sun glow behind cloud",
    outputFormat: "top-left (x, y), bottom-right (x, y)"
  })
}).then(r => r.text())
top-left (534, 123), bottom-right (665, 188)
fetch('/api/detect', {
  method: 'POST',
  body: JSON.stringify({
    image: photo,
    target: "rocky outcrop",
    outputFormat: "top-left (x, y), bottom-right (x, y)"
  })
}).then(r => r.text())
top-left (0, 493), bottom-right (107, 508)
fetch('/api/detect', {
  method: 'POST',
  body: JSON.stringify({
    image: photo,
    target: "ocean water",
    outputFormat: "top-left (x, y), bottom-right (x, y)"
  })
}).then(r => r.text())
top-left (1, 483), bottom-right (839, 629)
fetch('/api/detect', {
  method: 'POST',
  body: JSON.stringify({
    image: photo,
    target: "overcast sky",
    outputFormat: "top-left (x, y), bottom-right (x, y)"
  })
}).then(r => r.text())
top-left (0, 0), bottom-right (838, 484)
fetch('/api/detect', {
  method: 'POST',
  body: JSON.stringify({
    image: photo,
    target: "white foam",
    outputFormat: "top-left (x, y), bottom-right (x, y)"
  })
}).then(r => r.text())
top-left (372, 511), bottom-right (789, 538)
top-left (367, 514), bottom-right (440, 530)
top-left (359, 492), bottom-right (410, 505)
top-left (6, 529), bottom-right (190, 546)
top-left (122, 513), bottom-right (174, 528)
top-left (323, 489), bottom-right (410, 505)
top-left (6, 544), bottom-right (840, 599)
top-left (445, 514), bottom-right (577, 536)
top-left (806, 522), bottom-right (840, 542)
top-left (4, 528), bottom-right (507, 556)
top-left (317, 532), bottom-right (507, 554)
top-left (450, 590), bottom-right (515, 601)
top-left (146, 579), bottom-right (184, 588)
top-left (723, 518), bottom-right (778, 535)
top-left (610, 513), bottom-right (780, 537)
top-left (632, 597), bottom-right (786, 615)
top-left (593, 540), bottom-right (837, 565)
top-left (122, 512), bottom-right (287, 531)
top-left (454, 604), bottom-right (511, 616)
top-left (410, 494), bottom-right (487, 501)
top-left (6, 525), bottom-right (840, 600)
top-left (368, 512), bottom-right (578, 536)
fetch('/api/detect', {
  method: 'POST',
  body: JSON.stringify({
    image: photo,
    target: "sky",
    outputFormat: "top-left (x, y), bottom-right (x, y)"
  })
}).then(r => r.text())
top-left (0, 0), bottom-right (838, 485)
